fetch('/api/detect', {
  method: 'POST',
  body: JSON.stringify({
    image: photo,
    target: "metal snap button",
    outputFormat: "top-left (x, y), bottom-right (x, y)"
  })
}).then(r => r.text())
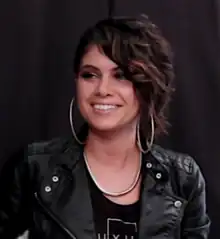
top-left (45, 186), bottom-right (51, 192)
top-left (156, 173), bottom-right (162, 179)
top-left (52, 176), bottom-right (59, 182)
top-left (146, 162), bottom-right (152, 169)
top-left (174, 200), bottom-right (182, 208)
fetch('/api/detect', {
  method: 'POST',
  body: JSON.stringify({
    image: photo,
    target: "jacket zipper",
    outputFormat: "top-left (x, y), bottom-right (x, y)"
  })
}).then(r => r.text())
top-left (34, 192), bottom-right (77, 239)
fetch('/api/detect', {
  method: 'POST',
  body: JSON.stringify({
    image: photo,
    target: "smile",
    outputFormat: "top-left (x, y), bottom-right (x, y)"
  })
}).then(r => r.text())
top-left (93, 104), bottom-right (118, 111)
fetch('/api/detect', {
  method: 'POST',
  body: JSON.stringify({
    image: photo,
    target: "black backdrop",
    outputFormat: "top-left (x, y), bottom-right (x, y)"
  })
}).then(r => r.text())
top-left (0, 0), bottom-right (219, 238)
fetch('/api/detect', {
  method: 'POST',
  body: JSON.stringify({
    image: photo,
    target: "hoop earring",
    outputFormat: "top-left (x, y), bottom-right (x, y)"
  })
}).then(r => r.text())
top-left (137, 114), bottom-right (155, 154)
top-left (69, 97), bottom-right (85, 145)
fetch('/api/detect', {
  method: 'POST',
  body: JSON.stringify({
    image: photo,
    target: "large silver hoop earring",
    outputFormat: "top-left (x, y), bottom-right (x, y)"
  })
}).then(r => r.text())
top-left (69, 97), bottom-right (85, 145)
top-left (137, 114), bottom-right (155, 154)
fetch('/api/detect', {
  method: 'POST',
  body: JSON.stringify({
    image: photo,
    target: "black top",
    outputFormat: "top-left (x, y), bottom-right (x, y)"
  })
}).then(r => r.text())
top-left (87, 167), bottom-right (142, 239)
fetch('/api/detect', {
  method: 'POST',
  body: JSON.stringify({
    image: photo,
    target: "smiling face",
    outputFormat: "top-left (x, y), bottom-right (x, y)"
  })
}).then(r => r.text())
top-left (76, 45), bottom-right (140, 133)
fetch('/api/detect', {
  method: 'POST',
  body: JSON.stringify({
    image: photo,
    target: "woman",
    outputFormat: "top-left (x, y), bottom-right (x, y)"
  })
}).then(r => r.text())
top-left (0, 15), bottom-right (210, 239)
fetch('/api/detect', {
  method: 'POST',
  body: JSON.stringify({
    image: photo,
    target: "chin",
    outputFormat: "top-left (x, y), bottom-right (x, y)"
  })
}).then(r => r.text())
top-left (91, 125), bottom-right (119, 132)
top-left (89, 121), bottom-right (122, 133)
top-left (87, 117), bottom-right (136, 134)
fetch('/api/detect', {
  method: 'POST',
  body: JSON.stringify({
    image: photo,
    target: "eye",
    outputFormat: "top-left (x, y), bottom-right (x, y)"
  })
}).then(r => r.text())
top-left (114, 70), bottom-right (126, 80)
top-left (80, 72), bottom-right (98, 80)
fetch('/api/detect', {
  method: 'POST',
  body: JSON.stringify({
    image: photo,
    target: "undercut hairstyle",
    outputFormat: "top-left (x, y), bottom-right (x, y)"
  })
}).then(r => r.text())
top-left (73, 15), bottom-right (175, 144)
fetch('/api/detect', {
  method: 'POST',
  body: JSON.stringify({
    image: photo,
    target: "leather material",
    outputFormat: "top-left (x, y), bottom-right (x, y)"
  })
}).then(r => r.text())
top-left (0, 138), bottom-right (210, 238)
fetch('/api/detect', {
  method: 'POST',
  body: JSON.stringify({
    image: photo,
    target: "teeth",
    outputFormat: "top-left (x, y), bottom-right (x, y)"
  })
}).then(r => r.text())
top-left (93, 104), bottom-right (117, 110)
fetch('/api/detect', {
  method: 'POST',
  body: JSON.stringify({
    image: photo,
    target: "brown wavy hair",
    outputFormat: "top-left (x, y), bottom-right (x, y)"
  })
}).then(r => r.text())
top-left (73, 15), bottom-right (175, 145)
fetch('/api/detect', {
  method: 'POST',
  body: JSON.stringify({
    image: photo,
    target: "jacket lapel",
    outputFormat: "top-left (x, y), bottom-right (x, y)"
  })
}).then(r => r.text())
top-left (36, 143), bottom-right (96, 239)
top-left (139, 152), bottom-right (187, 238)
top-left (56, 156), bottom-right (96, 239)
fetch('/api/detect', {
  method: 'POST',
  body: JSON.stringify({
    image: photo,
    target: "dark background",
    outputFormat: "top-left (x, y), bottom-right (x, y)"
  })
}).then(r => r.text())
top-left (0, 0), bottom-right (219, 238)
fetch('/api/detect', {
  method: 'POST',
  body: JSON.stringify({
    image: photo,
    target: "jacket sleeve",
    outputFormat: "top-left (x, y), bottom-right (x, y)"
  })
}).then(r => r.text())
top-left (0, 148), bottom-right (31, 239)
top-left (182, 158), bottom-right (211, 239)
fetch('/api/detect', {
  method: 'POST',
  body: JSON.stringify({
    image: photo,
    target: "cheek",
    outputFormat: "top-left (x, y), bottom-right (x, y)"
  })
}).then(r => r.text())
top-left (76, 81), bottom-right (91, 102)
top-left (76, 81), bottom-right (86, 114)
top-left (132, 97), bottom-right (140, 115)
top-left (76, 81), bottom-right (94, 118)
top-left (125, 88), bottom-right (140, 112)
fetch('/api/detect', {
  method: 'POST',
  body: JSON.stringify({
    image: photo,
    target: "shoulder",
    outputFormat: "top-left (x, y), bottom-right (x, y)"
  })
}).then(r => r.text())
top-left (26, 137), bottom-right (82, 171)
top-left (150, 144), bottom-right (206, 199)
top-left (27, 137), bottom-right (73, 156)
top-left (1, 137), bottom-right (79, 177)
top-left (151, 144), bottom-right (196, 174)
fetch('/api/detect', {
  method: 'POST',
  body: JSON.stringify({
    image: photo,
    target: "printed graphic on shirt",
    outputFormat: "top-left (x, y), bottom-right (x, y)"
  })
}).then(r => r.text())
top-left (97, 218), bottom-right (138, 239)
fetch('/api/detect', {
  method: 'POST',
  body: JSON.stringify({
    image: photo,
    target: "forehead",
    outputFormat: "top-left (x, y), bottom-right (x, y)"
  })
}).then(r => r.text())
top-left (80, 45), bottom-right (118, 71)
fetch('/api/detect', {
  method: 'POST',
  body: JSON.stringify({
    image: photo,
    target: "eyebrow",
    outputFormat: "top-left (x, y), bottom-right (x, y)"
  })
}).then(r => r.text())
top-left (79, 64), bottom-right (120, 71)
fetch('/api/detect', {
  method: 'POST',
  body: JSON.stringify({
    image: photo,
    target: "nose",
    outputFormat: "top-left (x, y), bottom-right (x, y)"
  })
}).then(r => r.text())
top-left (95, 77), bottom-right (112, 97)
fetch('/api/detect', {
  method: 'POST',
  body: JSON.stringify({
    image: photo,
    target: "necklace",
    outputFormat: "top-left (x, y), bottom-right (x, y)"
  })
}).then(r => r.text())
top-left (83, 152), bottom-right (142, 197)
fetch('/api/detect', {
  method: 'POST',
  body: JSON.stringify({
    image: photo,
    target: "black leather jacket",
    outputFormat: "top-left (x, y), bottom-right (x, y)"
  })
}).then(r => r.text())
top-left (0, 138), bottom-right (210, 239)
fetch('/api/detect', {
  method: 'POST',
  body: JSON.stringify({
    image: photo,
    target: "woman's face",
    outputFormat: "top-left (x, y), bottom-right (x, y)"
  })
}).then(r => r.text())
top-left (76, 45), bottom-right (140, 133)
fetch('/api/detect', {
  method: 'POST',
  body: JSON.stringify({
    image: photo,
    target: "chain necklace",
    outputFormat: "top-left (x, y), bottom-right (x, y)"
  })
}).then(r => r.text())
top-left (83, 152), bottom-right (142, 197)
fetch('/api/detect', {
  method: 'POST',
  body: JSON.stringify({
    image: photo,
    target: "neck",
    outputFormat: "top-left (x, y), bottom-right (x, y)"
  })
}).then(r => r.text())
top-left (85, 123), bottom-right (139, 167)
